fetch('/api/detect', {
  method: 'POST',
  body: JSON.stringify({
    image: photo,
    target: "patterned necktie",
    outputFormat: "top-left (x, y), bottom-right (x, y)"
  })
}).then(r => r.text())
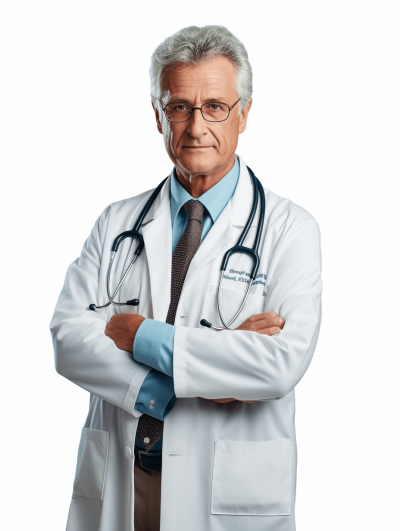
top-left (136, 199), bottom-right (205, 452)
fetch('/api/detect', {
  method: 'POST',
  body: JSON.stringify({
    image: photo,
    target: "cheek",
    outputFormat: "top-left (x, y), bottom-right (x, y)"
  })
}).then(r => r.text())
top-left (212, 122), bottom-right (239, 150)
top-left (212, 130), bottom-right (232, 152)
top-left (167, 130), bottom-right (180, 155)
top-left (224, 127), bottom-right (239, 152)
top-left (168, 126), bottom-right (189, 155)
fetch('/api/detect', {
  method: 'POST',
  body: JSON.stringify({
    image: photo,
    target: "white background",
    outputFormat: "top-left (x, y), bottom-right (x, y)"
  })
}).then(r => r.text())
top-left (1, 1), bottom-right (399, 529)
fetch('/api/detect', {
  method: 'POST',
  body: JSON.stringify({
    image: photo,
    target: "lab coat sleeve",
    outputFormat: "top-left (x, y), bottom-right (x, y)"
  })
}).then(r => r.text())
top-left (173, 218), bottom-right (322, 400)
top-left (50, 206), bottom-right (151, 416)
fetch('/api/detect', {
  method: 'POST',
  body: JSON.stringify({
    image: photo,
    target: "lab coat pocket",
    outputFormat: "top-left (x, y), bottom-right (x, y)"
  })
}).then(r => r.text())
top-left (72, 428), bottom-right (109, 500)
top-left (205, 286), bottom-right (266, 329)
top-left (211, 439), bottom-right (292, 516)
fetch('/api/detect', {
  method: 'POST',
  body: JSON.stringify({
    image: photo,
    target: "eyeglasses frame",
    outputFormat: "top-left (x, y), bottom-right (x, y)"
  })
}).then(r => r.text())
top-left (160, 98), bottom-right (241, 123)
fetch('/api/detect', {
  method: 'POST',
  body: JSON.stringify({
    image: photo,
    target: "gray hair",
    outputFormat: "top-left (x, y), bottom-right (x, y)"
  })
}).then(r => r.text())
top-left (150, 25), bottom-right (253, 115)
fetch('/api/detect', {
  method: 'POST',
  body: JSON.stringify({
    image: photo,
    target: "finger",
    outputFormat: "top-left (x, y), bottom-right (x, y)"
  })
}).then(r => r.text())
top-left (246, 312), bottom-right (284, 326)
top-left (236, 312), bottom-right (283, 331)
top-left (256, 326), bottom-right (282, 336)
top-left (251, 316), bottom-right (284, 331)
top-left (247, 311), bottom-right (278, 323)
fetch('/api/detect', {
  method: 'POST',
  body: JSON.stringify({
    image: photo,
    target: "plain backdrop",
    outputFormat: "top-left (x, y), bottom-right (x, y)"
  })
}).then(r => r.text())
top-left (1, 1), bottom-right (399, 529)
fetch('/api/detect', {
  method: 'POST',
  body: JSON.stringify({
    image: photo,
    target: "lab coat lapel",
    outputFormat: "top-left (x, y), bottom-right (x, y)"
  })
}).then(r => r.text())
top-left (184, 157), bottom-right (255, 287)
top-left (141, 179), bottom-right (172, 322)
top-left (184, 202), bottom-right (234, 288)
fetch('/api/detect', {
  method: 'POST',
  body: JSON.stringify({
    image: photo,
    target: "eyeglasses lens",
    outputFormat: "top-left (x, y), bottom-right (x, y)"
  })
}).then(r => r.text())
top-left (164, 102), bottom-right (230, 122)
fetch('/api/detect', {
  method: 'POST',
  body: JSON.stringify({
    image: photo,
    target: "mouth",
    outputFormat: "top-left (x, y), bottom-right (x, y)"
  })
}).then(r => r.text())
top-left (182, 146), bottom-right (213, 149)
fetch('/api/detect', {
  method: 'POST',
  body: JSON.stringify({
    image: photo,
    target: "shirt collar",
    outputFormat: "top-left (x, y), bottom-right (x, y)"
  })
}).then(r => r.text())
top-left (170, 156), bottom-right (240, 227)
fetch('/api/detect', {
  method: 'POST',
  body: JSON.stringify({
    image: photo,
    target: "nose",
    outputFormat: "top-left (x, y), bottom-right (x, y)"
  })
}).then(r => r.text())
top-left (185, 107), bottom-right (208, 139)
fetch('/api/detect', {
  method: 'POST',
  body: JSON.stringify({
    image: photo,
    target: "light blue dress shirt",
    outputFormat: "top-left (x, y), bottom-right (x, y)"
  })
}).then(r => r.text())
top-left (133, 157), bottom-right (240, 450)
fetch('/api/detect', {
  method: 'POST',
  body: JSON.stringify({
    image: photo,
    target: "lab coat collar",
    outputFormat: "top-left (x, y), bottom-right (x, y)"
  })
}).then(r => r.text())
top-left (230, 155), bottom-right (260, 228)
top-left (142, 154), bottom-right (258, 229)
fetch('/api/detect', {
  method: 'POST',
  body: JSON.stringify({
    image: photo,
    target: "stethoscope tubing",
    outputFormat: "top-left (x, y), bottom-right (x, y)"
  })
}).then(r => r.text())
top-left (205, 270), bottom-right (253, 331)
top-left (202, 170), bottom-right (265, 331)
top-left (89, 170), bottom-right (265, 332)
top-left (89, 178), bottom-right (167, 311)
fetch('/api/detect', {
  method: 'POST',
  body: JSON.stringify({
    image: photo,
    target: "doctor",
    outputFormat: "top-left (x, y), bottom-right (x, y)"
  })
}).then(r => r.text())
top-left (51, 25), bottom-right (322, 531)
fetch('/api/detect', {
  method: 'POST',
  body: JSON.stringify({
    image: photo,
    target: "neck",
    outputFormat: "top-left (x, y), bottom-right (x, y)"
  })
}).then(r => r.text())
top-left (174, 155), bottom-right (236, 198)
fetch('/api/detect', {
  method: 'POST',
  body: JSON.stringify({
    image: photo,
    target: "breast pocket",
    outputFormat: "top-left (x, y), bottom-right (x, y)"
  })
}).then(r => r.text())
top-left (72, 428), bottom-right (109, 500)
top-left (205, 286), bottom-right (266, 329)
top-left (211, 439), bottom-right (292, 516)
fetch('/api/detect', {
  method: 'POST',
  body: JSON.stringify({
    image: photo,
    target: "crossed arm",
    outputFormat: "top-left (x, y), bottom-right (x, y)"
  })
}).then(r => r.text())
top-left (105, 311), bottom-right (285, 404)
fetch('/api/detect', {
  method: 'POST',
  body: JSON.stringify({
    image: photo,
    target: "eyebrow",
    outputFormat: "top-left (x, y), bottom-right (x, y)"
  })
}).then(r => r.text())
top-left (166, 96), bottom-right (228, 105)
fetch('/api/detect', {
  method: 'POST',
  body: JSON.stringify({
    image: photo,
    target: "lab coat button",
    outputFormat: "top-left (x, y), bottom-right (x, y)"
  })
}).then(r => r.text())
top-left (149, 404), bottom-right (154, 409)
top-left (150, 399), bottom-right (155, 404)
top-left (144, 437), bottom-right (150, 444)
top-left (124, 447), bottom-right (132, 458)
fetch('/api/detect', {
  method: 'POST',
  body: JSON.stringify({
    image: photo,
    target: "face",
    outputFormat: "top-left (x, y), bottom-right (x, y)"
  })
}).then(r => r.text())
top-left (152, 56), bottom-right (252, 184)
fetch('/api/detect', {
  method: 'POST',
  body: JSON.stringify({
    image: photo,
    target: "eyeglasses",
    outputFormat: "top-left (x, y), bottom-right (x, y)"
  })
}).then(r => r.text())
top-left (161, 98), bottom-right (241, 123)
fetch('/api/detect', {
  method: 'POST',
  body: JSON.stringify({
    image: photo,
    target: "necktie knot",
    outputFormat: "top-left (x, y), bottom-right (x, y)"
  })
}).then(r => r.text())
top-left (184, 199), bottom-right (204, 223)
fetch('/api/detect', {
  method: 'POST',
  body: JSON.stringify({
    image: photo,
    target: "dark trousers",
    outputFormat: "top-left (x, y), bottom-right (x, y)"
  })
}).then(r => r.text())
top-left (134, 457), bottom-right (162, 531)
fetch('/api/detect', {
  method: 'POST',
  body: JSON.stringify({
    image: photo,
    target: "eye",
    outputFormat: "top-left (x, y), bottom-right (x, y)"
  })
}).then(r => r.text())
top-left (172, 104), bottom-right (188, 112)
top-left (209, 103), bottom-right (221, 111)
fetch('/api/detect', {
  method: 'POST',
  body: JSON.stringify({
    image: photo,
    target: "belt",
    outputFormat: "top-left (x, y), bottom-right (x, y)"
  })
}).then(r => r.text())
top-left (134, 445), bottom-right (162, 471)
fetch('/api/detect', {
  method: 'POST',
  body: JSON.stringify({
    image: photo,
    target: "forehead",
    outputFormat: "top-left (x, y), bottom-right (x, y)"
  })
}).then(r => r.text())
top-left (161, 56), bottom-right (238, 101)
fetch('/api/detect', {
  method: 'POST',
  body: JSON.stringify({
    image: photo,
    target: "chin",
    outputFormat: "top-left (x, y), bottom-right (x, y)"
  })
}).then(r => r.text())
top-left (178, 152), bottom-right (219, 175)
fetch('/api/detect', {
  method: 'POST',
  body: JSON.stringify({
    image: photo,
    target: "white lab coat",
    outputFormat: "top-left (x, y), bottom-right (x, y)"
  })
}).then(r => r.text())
top-left (50, 155), bottom-right (322, 531)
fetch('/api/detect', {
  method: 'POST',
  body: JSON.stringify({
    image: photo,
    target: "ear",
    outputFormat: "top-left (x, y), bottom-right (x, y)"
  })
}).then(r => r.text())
top-left (152, 102), bottom-right (163, 135)
top-left (238, 98), bottom-right (252, 134)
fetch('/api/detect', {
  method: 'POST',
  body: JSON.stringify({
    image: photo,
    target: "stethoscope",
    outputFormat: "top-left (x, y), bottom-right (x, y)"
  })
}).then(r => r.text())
top-left (89, 166), bottom-right (265, 331)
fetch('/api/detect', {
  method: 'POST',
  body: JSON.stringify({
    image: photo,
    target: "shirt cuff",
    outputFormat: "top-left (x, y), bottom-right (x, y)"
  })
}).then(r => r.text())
top-left (134, 369), bottom-right (177, 421)
top-left (133, 318), bottom-right (175, 377)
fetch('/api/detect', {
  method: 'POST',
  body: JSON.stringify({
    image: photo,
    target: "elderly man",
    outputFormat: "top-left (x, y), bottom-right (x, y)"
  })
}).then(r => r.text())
top-left (51, 25), bottom-right (322, 531)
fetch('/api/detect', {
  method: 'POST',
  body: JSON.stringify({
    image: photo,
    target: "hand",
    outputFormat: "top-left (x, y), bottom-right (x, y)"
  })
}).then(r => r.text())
top-left (209, 311), bottom-right (285, 405)
top-left (104, 313), bottom-right (145, 352)
top-left (235, 311), bottom-right (285, 335)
